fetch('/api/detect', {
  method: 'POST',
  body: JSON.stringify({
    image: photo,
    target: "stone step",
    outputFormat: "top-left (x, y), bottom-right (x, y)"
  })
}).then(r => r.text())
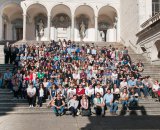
top-left (0, 88), bottom-right (12, 92)
top-left (0, 91), bottom-right (13, 94)
top-left (0, 103), bottom-right (48, 107)
top-left (0, 95), bottom-right (14, 99)
top-left (0, 99), bottom-right (28, 103)
top-left (0, 109), bottom-right (160, 116)
top-left (0, 101), bottom-right (159, 107)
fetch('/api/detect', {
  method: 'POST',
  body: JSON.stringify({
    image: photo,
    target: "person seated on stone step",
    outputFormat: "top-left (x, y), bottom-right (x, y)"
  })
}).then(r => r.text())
top-left (136, 60), bottom-right (144, 72)
top-left (152, 80), bottom-right (160, 101)
top-left (68, 94), bottom-right (79, 117)
top-left (52, 93), bottom-right (65, 116)
top-left (135, 77), bottom-right (148, 98)
top-left (80, 94), bottom-right (91, 116)
top-left (3, 68), bottom-right (12, 89)
top-left (94, 92), bottom-right (105, 116)
top-left (120, 88), bottom-right (129, 111)
top-left (103, 89), bottom-right (113, 115)
top-left (127, 76), bottom-right (137, 91)
top-left (128, 88), bottom-right (139, 109)
top-left (111, 84), bottom-right (120, 115)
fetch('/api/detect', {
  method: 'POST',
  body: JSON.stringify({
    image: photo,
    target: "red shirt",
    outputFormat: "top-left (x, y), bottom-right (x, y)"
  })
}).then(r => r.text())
top-left (76, 88), bottom-right (85, 96)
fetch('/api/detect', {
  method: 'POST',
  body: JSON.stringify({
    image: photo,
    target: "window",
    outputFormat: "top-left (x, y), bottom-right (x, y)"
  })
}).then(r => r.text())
top-left (152, 0), bottom-right (160, 16)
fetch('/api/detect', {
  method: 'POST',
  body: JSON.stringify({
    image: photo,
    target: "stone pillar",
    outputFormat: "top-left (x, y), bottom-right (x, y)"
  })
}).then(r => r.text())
top-left (0, 13), bottom-right (3, 41)
top-left (23, 13), bottom-right (27, 41)
top-left (47, 15), bottom-right (51, 41)
top-left (95, 16), bottom-right (98, 42)
top-left (71, 15), bottom-right (74, 41)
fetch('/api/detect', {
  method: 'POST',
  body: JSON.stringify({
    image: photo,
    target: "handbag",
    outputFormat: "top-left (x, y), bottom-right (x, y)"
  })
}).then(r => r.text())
top-left (81, 109), bottom-right (91, 116)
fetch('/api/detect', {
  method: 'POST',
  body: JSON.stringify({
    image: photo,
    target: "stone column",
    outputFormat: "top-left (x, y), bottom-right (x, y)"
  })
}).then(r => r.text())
top-left (23, 13), bottom-right (27, 41)
top-left (95, 16), bottom-right (98, 42)
top-left (71, 15), bottom-right (74, 41)
top-left (47, 15), bottom-right (51, 41)
top-left (0, 13), bottom-right (3, 41)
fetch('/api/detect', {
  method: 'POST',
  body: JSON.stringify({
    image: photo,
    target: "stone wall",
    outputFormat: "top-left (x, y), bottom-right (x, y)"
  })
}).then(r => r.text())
top-left (120, 0), bottom-right (152, 52)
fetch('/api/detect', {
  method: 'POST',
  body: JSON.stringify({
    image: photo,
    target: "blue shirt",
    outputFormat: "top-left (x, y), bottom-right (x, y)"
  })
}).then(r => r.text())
top-left (128, 79), bottom-right (136, 87)
top-left (103, 93), bottom-right (113, 103)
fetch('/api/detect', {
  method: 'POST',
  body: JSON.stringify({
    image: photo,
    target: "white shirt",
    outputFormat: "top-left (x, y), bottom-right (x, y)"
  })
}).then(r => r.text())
top-left (67, 88), bottom-right (76, 98)
top-left (120, 81), bottom-right (128, 89)
top-left (39, 88), bottom-right (44, 97)
top-left (72, 73), bottom-right (80, 80)
top-left (85, 87), bottom-right (94, 97)
top-left (112, 73), bottom-right (118, 80)
top-left (27, 87), bottom-right (36, 97)
top-left (152, 84), bottom-right (160, 91)
top-left (95, 87), bottom-right (104, 96)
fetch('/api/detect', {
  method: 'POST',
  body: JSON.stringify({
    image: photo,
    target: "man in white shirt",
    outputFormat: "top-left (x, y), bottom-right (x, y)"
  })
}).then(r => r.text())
top-left (95, 82), bottom-right (104, 96)
top-left (120, 78), bottom-right (128, 91)
top-left (67, 86), bottom-right (76, 100)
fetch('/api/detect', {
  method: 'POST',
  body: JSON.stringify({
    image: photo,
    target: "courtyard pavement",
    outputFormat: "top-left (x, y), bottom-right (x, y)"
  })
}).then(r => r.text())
top-left (0, 114), bottom-right (160, 130)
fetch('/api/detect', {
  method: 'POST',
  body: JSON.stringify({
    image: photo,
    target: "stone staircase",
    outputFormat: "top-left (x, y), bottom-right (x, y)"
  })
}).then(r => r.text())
top-left (0, 64), bottom-right (14, 74)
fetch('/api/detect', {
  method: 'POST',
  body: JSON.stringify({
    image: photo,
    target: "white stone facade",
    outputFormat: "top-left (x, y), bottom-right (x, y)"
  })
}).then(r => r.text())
top-left (0, 0), bottom-right (121, 42)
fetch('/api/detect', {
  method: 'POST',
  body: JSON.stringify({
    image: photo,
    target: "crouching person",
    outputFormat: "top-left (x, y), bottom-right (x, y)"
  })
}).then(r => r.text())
top-left (80, 94), bottom-right (91, 116)
top-left (93, 92), bottom-right (105, 116)
top-left (53, 94), bottom-right (65, 116)
top-left (68, 95), bottom-right (79, 117)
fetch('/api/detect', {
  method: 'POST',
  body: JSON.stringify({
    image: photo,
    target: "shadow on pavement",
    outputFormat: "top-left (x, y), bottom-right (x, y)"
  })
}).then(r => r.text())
top-left (81, 115), bottom-right (160, 130)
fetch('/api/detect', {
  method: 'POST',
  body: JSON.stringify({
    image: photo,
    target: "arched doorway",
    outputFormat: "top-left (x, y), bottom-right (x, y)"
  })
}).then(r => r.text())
top-left (75, 5), bottom-right (95, 41)
top-left (51, 4), bottom-right (71, 41)
top-left (155, 40), bottom-right (160, 59)
top-left (2, 3), bottom-right (23, 41)
top-left (27, 4), bottom-right (47, 41)
top-left (98, 6), bottom-right (117, 42)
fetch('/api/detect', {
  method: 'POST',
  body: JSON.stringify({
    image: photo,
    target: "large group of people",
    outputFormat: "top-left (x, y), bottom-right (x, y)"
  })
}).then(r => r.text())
top-left (1, 39), bottom-right (160, 117)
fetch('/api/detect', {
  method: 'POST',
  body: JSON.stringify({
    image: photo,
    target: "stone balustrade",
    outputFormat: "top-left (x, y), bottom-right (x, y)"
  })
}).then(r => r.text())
top-left (141, 12), bottom-right (160, 29)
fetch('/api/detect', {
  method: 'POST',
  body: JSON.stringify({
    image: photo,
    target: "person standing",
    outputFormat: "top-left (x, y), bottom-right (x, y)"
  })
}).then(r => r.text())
top-left (27, 83), bottom-right (36, 108)
top-left (4, 42), bottom-right (10, 64)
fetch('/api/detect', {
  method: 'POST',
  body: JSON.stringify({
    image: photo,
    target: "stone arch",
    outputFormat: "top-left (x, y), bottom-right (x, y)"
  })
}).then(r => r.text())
top-left (98, 5), bottom-right (118, 42)
top-left (26, 4), bottom-right (48, 41)
top-left (51, 4), bottom-right (72, 41)
top-left (1, 2), bottom-right (23, 40)
top-left (74, 5), bottom-right (95, 41)
top-left (51, 4), bottom-right (72, 18)
top-left (155, 40), bottom-right (160, 59)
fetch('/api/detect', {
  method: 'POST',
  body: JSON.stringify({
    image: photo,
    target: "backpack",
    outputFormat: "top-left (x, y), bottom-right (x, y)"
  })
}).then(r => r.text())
top-left (81, 109), bottom-right (91, 116)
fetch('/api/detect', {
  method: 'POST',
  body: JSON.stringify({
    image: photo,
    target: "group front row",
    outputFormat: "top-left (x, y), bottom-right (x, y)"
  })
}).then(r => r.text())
top-left (45, 88), bottom-right (139, 117)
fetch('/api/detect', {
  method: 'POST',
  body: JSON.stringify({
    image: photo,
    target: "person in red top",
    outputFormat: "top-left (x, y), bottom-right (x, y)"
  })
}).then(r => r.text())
top-left (76, 84), bottom-right (85, 109)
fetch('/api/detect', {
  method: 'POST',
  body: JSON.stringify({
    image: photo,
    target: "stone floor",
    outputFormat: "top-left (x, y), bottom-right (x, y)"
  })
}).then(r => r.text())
top-left (0, 114), bottom-right (160, 130)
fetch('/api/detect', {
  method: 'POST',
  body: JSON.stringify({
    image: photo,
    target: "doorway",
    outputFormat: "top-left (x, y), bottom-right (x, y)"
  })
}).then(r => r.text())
top-left (16, 27), bottom-right (23, 40)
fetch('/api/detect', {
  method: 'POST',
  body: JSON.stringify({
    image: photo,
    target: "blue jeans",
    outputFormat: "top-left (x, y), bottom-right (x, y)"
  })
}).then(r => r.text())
top-left (110, 102), bottom-right (118, 113)
top-left (121, 100), bottom-right (128, 110)
top-left (106, 102), bottom-right (111, 111)
top-left (129, 98), bottom-right (138, 107)
top-left (0, 79), bottom-right (2, 88)
top-left (53, 106), bottom-right (64, 114)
